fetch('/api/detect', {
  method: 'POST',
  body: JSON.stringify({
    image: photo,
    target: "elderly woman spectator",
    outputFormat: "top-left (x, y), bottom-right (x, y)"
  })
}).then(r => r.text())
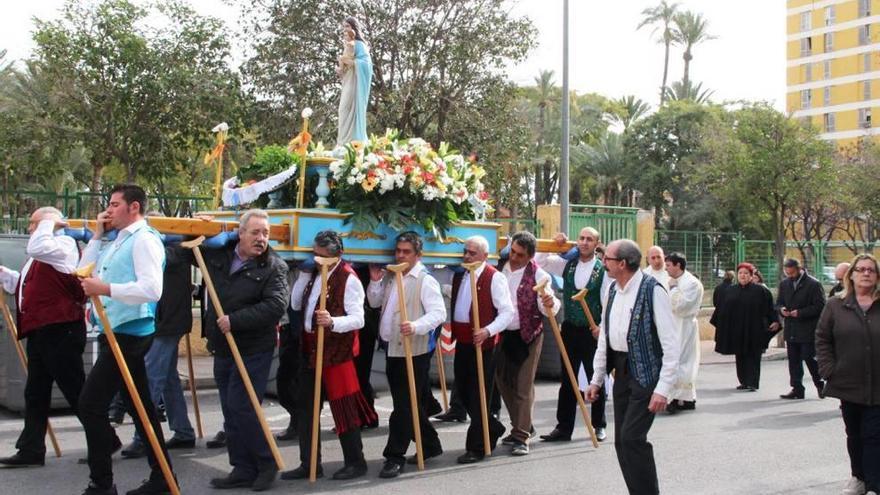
top-left (711, 263), bottom-right (780, 391)
top-left (816, 254), bottom-right (880, 495)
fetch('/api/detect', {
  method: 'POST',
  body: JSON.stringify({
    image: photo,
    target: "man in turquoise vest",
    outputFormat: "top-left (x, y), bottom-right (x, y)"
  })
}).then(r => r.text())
top-left (77, 184), bottom-right (175, 495)
top-left (587, 239), bottom-right (680, 495)
top-left (536, 227), bottom-right (611, 443)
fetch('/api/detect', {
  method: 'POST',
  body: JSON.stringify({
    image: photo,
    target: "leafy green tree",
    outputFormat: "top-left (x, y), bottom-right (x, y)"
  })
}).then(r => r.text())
top-left (662, 80), bottom-right (714, 104)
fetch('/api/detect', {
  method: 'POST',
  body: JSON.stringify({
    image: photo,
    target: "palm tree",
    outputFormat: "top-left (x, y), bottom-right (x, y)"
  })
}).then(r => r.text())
top-left (610, 95), bottom-right (651, 131)
top-left (533, 70), bottom-right (557, 205)
top-left (672, 10), bottom-right (717, 91)
top-left (662, 80), bottom-right (715, 105)
top-left (638, 1), bottom-right (680, 104)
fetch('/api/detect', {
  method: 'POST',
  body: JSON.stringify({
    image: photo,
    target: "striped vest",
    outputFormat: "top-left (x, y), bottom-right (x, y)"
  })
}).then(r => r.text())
top-left (606, 274), bottom-right (664, 389)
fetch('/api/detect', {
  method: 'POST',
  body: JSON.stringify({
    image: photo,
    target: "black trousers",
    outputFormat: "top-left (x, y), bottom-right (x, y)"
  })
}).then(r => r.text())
top-left (735, 349), bottom-right (763, 388)
top-left (611, 351), bottom-right (659, 495)
top-left (383, 353), bottom-right (442, 465)
top-left (841, 401), bottom-right (880, 492)
top-left (16, 321), bottom-right (86, 459)
top-left (786, 341), bottom-right (822, 392)
top-left (453, 343), bottom-right (505, 453)
top-left (356, 306), bottom-right (380, 406)
top-left (555, 321), bottom-right (607, 434)
top-left (79, 334), bottom-right (170, 489)
top-left (276, 322), bottom-right (301, 426)
top-left (296, 366), bottom-right (366, 469)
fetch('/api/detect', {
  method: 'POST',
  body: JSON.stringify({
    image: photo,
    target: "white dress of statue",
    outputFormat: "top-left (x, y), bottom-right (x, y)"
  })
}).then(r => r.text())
top-left (669, 269), bottom-right (705, 403)
top-left (336, 17), bottom-right (372, 146)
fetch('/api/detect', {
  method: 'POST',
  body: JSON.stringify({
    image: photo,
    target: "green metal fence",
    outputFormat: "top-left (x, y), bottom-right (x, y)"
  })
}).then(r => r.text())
top-left (0, 189), bottom-right (213, 234)
top-left (569, 204), bottom-right (638, 242)
top-left (655, 229), bottom-right (880, 300)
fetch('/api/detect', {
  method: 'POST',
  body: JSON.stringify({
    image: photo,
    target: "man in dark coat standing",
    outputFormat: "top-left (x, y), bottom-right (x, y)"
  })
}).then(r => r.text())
top-left (776, 258), bottom-right (826, 399)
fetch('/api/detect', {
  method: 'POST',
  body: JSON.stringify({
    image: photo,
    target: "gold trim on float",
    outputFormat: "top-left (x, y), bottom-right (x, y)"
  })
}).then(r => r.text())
top-left (340, 231), bottom-right (387, 241)
top-left (426, 236), bottom-right (465, 245)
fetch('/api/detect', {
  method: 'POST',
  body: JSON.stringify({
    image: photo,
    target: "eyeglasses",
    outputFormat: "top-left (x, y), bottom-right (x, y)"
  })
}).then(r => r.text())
top-left (853, 267), bottom-right (878, 274)
top-left (603, 257), bottom-right (622, 262)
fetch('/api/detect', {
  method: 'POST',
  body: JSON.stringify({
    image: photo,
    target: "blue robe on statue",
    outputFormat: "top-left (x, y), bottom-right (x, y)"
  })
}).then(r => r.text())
top-left (337, 39), bottom-right (373, 145)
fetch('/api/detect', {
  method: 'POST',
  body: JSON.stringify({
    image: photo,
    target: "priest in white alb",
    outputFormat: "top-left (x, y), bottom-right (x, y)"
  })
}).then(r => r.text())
top-left (664, 252), bottom-right (704, 413)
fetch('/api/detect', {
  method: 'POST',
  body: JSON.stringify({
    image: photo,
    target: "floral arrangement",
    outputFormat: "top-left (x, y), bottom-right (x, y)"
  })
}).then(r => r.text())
top-left (329, 129), bottom-right (491, 235)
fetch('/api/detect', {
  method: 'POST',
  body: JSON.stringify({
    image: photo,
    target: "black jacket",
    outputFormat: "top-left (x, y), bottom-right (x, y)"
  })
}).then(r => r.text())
top-left (154, 246), bottom-right (194, 337)
top-left (816, 294), bottom-right (880, 405)
top-left (186, 243), bottom-right (289, 358)
top-left (776, 272), bottom-right (826, 343)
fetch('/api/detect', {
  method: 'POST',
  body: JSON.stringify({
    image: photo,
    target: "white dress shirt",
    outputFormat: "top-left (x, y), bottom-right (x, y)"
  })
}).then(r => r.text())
top-left (591, 270), bottom-right (681, 399)
top-left (0, 219), bottom-right (80, 307)
top-left (366, 262), bottom-right (446, 341)
top-left (292, 264), bottom-right (365, 333)
top-left (535, 252), bottom-right (613, 299)
top-left (79, 219), bottom-right (164, 304)
top-left (501, 263), bottom-right (560, 329)
top-left (451, 262), bottom-right (515, 336)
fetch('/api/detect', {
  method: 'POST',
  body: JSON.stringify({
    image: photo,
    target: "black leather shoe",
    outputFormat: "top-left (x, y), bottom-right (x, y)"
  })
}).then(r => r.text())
top-left (426, 398), bottom-right (443, 417)
top-left (165, 437), bottom-right (195, 450)
top-left (456, 451), bottom-right (484, 464)
top-left (209, 472), bottom-right (254, 489)
top-left (779, 389), bottom-right (805, 400)
top-left (206, 431), bottom-right (226, 449)
top-left (121, 442), bottom-right (147, 459)
top-left (82, 482), bottom-right (118, 495)
top-left (274, 426), bottom-right (297, 441)
top-left (280, 465), bottom-right (322, 480)
top-left (434, 411), bottom-right (467, 423)
top-left (406, 447), bottom-right (443, 464)
top-left (736, 384), bottom-right (748, 390)
top-left (332, 464), bottom-right (367, 480)
top-left (0, 452), bottom-right (44, 467)
top-left (251, 464), bottom-right (279, 492)
top-left (539, 429), bottom-right (571, 442)
top-left (666, 401), bottom-right (680, 415)
top-left (125, 476), bottom-right (178, 495)
top-left (679, 400), bottom-right (696, 410)
top-left (378, 460), bottom-right (404, 479)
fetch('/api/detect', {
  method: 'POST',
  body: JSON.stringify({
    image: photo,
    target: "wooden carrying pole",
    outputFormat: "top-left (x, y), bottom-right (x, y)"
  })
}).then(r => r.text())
top-left (0, 294), bottom-right (62, 458)
top-left (75, 264), bottom-right (180, 495)
top-left (184, 333), bottom-right (203, 438)
top-left (181, 237), bottom-right (284, 470)
top-left (461, 261), bottom-right (492, 457)
top-left (537, 281), bottom-right (599, 448)
top-left (308, 256), bottom-right (338, 482)
top-left (386, 262), bottom-right (425, 470)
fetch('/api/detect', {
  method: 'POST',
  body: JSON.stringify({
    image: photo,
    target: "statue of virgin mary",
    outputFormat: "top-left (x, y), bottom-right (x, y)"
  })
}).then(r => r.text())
top-left (336, 16), bottom-right (372, 146)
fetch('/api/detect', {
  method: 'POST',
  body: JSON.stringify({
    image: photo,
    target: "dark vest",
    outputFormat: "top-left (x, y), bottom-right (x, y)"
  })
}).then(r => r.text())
top-left (606, 274), bottom-right (664, 389)
top-left (562, 257), bottom-right (604, 327)
top-left (450, 264), bottom-right (500, 349)
top-left (514, 260), bottom-right (543, 344)
top-left (302, 261), bottom-right (361, 368)
top-left (15, 260), bottom-right (85, 339)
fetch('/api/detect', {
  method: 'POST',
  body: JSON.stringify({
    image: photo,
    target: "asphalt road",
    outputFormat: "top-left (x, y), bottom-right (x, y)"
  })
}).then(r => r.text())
top-left (0, 358), bottom-right (851, 495)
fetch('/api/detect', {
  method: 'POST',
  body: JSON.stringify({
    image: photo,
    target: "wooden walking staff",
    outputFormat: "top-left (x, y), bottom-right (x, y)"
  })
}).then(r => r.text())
top-left (461, 261), bottom-right (492, 457)
top-left (535, 280), bottom-right (599, 448)
top-left (571, 288), bottom-right (600, 332)
top-left (0, 294), bottom-right (62, 458)
top-left (436, 342), bottom-right (449, 412)
top-left (386, 262), bottom-right (425, 470)
top-left (74, 263), bottom-right (180, 495)
top-left (308, 255), bottom-right (339, 482)
top-left (184, 333), bottom-right (203, 438)
top-left (181, 236), bottom-right (285, 470)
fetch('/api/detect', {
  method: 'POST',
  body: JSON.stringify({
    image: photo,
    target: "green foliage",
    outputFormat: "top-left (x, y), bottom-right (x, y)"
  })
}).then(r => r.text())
top-left (237, 145), bottom-right (299, 182)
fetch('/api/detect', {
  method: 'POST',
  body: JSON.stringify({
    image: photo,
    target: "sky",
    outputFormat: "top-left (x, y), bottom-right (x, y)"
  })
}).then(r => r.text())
top-left (0, 0), bottom-right (787, 112)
